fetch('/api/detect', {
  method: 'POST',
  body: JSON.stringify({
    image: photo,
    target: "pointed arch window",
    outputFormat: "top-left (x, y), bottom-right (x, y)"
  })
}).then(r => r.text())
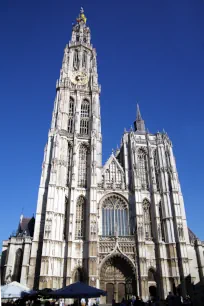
top-left (13, 248), bottom-right (23, 282)
top-left (68, 97), bottom-right (74, 134)
top-left (102, 194), bottom-right (129, 236)
top-left (75, 196), bottom-right (86, 239)
top-left (63, 196), bottom-right (68, 240)
top-left (82, 50), bottom-right (87, 68)
top-left (159, 202), bottom-right (165, 241)
top-left (80, 99), bottom-right (89, 135)
top-left (73, 49), bottom-right (79, 70)
top-left (137, 149), bottom-right (149, 190)
top-left (148, 269), bottom-right (156, 282)
top-left (143, 199), bottom-right (152, 240)
top-left (78, 145), bottom-right (88, 187)
top-left (153, 149), bottom-right (160, 191)
top-left (67, 143), bottom-right (72, 186)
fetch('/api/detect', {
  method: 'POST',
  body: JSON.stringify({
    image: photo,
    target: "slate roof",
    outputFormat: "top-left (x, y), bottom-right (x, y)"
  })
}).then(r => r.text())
top-left (188, 227), bottom-right (197, 243)
top-left (17, 216), bottom-right (35, 237)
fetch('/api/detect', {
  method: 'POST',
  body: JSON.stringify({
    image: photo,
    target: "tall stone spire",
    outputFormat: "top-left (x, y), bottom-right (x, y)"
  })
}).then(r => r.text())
top-left (134, 103), bottom-right (146, 132)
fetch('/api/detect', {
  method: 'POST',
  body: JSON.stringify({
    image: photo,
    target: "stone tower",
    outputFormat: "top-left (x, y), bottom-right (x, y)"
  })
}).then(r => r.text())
top-left (1, 8), bottom-right (202, 304)
top-left (28, 8), bottom-right (102, 289)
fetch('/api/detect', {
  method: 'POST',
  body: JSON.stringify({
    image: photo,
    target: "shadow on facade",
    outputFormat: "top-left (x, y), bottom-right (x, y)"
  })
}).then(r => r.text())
top-left (33, 138), bottom-right (53, 289)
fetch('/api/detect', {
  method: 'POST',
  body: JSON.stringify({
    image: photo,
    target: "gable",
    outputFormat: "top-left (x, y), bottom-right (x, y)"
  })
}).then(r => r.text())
top-left (102, 153), bottom-right (125, 184)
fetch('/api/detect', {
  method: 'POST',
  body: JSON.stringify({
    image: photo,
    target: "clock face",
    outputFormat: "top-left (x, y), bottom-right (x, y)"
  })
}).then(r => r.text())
top-left (71, 71), bottom-right (88, 85)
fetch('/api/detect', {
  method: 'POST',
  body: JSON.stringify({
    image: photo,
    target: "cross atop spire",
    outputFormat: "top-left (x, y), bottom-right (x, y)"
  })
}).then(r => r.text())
top-left (134, 103), bottom-right (146, 133)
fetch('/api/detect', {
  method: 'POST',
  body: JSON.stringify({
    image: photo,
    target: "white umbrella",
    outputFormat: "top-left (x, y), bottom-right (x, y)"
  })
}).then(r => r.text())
top-left (1, 281), bottom-right (32, 299)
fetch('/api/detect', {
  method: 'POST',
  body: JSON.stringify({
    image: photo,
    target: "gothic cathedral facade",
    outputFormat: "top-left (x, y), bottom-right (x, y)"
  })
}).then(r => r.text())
top-left (1, 9), bottom-right (204, 303)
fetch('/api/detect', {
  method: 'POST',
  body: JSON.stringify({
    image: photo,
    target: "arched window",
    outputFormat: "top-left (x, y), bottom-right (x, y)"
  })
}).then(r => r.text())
top-left (80, 100), bottom-right (89, 135)
top-left (75, 196), bottom-right (86, 239)
top-left (63, 196), bottom-right (68, 240)
top-left (67, 143), bottom-right (72, 186)
top-left (74, 268), bottom-right (83, 282)
top-left (69, 98), bottom-right (74, 116)
top-left (148, 269), bottom-right (156, 282)
top-left (13, 248), bottom-right (23, 282)
top-left (68, 97), bottom-right (74, 134)
top-left (153, 149), bottom-right (160, 191)
top-left (73, 49), bottom-right (79, 70)
top-left (102, 194), bottom-right (129, 236)
top-left (137, 149), bottom-right (149, 190)
top-left (143, 199), bottom-right (152, 240)
top-left (159, 202), bottom-right (165, 241)
top-left (81, 99), bottom-right (89, 118)
top-left (78, 145), bottom-right (88, 187)
top-left (82, 51), bottom-right (87, 68)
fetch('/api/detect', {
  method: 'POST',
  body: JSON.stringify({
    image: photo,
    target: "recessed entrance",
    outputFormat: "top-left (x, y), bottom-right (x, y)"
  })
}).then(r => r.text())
top-left (100, 255), bottom-right (136, 303)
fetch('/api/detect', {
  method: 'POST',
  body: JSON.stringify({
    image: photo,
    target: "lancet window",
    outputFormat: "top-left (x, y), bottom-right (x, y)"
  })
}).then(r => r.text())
top-left (102, 194), bottom-right (129, 236)
top-left (13, 249), bottom-right (23, 282)
top-left (80, 99), bottom-right (89, 135)
top-left (148, 269), bottom-right (156, 282)
top-left (153, 149), bottom-right (160, 191)
top-left (68, 97), bottom-right (74, 134)
top-left (67, 143), bottom-right (72, 186)
top-left (73, 49), bottom-right (79, 70)
top-left (75, 196), bottom-right (86, 239)
top-left (78, 145), bottom-right (88, 187)
top-left (143, 199), bottom-right (152, 240)
top-left (137, 149), bottom-right (149, 190)
top-left (63, 197), bottom-right (68, 240)
top-left (82, 51), bottom-right (87, 68)
top-left (159, 202), bottom-right (165, 241)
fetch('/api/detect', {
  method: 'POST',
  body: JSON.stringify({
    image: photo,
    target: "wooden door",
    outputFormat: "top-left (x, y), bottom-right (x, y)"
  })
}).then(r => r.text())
top-left (118, 283), bottom-right (125, 303)
top-left (106, 283), bottom-right (114, 304)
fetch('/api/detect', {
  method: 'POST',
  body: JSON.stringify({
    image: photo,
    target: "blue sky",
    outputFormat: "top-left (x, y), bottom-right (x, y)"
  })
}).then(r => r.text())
top-left (0, 0), bottom-right (204, 244)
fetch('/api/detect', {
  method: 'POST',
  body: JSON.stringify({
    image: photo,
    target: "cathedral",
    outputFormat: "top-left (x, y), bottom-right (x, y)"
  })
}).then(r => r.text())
top-left (1, 9), bottom-right (204, 303)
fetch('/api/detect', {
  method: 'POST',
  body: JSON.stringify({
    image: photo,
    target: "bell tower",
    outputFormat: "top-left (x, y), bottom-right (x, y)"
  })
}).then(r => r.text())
top-left (28, 8), bottom-right (102, 289)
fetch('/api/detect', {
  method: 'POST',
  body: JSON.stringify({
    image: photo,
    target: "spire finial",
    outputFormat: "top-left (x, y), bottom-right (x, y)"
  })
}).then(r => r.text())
top-left (137, 103), bottom-right (142, 120)
top-left (76, 7), bottom-right (87, 24)
top-left (134, 103), bottom-right (146, 132)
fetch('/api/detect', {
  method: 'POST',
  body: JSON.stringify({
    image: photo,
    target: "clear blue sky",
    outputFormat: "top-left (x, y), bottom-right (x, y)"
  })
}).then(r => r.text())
top-left (0, 0), bottom-right (204, 244)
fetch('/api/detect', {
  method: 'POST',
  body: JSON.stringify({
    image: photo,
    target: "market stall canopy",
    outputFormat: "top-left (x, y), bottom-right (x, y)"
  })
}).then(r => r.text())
top-left (1, 281), bottom-right (34, 299)
top-left (52, 282), bottom-right (107, 298)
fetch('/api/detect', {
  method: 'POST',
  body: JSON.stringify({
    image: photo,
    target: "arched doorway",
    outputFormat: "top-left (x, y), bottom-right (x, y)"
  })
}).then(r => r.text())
top-left (74, 268), bottom-right (84, 282)
top-left (100, 255), bottom-right (136, 303)
top-left (148, 269), bottom-right (157, 298)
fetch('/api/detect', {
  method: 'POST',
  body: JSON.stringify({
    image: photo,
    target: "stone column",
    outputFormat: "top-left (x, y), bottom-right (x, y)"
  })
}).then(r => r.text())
top-left (20, 239), bottom-right (32, 286)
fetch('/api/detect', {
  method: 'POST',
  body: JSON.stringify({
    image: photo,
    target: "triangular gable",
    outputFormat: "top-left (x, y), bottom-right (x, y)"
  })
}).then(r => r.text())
top-left (102, 153), bottom-right (124, 175)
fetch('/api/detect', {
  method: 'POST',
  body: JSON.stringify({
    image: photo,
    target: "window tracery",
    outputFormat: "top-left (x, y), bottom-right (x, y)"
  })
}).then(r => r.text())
top-left (82, 51), bottom-right (87, 68)
top-left (104, 160), bottom-right (123, 184)
top-left (75, 196), bottom-right (85, 239)
top-left (13, 249), bottom-right (23, 282)
top-left (68, 97), bottom-right (74, 134)
top-left (159, 202), bottom-right (165, 241)
top-left (80, 99), bottom-right (89, 135)
top-left (67, 143), bottom-right (72, 186)
top-left (153, 149), bottom-right (160, 191)
top-left (78, 145), bottom-right (88, 187)
top-left (73, 49), bottom-right (79, 70)
top-left (137, 149), bottom-right (149, 190)
top-left (102, 194), bottom-right (129, 236)
top-left (143, 199), bottom-right (152, 240)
